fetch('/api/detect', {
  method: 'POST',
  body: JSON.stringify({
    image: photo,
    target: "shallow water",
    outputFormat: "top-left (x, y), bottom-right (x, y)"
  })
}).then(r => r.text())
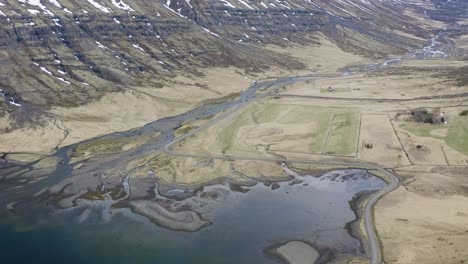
top-left (0, 169), bottom-right (385, 264)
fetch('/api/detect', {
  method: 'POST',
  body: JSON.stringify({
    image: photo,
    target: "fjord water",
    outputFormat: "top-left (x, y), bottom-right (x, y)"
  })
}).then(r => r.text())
top-left (0, 170), bottom-right (385, 264)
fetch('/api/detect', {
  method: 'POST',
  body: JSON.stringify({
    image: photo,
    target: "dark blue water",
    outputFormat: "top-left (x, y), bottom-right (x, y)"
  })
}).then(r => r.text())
top-left (0, 170), bottom-right (385, 264)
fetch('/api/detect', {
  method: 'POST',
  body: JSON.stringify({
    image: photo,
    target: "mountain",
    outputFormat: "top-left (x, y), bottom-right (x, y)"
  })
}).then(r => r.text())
top-left (0, 0), bottom-right (443, 110)
top-left (427, 0), bottom-right (468, 22)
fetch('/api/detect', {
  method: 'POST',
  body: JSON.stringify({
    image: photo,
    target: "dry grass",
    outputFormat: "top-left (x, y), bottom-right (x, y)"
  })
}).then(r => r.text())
top-left (376, 166), bottom-right (468, 264)
top-left (0, 116), bottom-right (67, 155)
top-left (280, 60), bottom-right (468, 100)
top-left (127, 153), bottom-right (287, 186)
top-left (358, 115), bottom-right (411, 167)
top-left (0, 67), bottom-right (252, 155)
top-left (263, 33), bottom-right (369, 76)
top-left (71, 132), bottom-right (159, 163)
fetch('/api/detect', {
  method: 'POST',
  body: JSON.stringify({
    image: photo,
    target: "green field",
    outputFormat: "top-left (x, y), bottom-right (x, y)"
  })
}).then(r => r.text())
top-left (175, 98), bottom-right (361, 158)
top-left (324, 112), bottom-right (360, 156)
top-left (400, 122), bottom-right (444, 138)
top-left (400, 116), bottom-right (468, 155)
top-left (214, 101), bottom-right (335, 155)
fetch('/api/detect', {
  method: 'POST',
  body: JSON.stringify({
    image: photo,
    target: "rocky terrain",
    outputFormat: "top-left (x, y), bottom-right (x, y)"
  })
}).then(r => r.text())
top-left (0, 0), bottom-right (445, 111)
top-left (427, 0), bottom-right (468, 22)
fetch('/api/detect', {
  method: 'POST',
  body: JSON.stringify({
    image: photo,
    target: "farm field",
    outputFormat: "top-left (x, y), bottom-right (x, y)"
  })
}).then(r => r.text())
top-left (323, 112), bottom-right (360, 156)
top-left (399, 116), bottom-right (468, 155)
top-left (396, 116), bottom-right (468, 166)
top-left (358, 115), bottom-right (411, 167)
top-left (171, 98), bottom-right (361, 159)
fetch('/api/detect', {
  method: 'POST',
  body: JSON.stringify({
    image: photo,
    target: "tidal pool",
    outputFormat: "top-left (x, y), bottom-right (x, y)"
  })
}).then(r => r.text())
top-left (0, 169), bottom-right (385, 264)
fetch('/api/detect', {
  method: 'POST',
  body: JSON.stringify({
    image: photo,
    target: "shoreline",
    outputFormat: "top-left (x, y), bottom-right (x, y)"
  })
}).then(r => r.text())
top-left (346, 189), bottom-right (380, 260)
top-left (120, 166), bottom-right (386, 263)
top-left (265, 240), bottom-right (320, 264)
top-left (262, 176), bottom-right (382, 264)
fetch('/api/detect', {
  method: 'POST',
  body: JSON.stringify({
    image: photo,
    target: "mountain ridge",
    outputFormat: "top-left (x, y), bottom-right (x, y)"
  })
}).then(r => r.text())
top-left (0, 0), bottom-right (448, 110)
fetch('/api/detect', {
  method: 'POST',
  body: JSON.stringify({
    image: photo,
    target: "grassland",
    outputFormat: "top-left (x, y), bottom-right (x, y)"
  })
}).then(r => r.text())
top-left (323, 112), bottom-right (360, 156)
top-left (126, 153), bottom-right (288, 186)
top-left (71, 132), bottom-right (159, 163)
top-left (400, 116), bottom-right (468, 155)
top-left (172, 98), bottom-right (360, 159)
top-left (0, 67), bottom-right (253, 156)
top-left (280, 60), bottom-right (468, 101)
top-left (447, 117), bottom-right (468, 155)
top-left (375, 166), bottom-right (468, 264)
top-left (175, 125), bottom-right (199, 138)
top-left (357, 115), bottom-right (411, 167)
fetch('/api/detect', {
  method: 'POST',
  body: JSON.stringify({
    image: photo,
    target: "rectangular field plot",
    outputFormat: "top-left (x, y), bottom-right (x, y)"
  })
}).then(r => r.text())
top-left (358, 115), bottom-right (411, 167)
top-left (397, 117), bottom-right (468, 165)
top-left (171, 99), bottom-right (360, 159)
top-left (323, 112), bottom-right (360, 156)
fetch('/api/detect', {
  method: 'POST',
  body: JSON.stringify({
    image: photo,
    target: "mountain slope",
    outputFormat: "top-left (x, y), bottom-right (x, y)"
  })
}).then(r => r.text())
top-left (0, 0), bottom-right (441, 110)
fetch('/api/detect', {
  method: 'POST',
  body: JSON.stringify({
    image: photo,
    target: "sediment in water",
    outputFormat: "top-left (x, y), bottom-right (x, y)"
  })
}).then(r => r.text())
top-left (129, 200), bottom-right (210, 232)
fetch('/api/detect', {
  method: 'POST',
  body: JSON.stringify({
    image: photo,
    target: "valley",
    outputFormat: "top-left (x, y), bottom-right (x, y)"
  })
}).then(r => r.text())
top-left (0, 1), bottom-right (467, 264)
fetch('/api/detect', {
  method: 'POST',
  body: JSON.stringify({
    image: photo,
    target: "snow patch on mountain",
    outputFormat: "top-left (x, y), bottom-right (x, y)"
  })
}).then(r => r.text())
top-left (86, 0), bottom-right (111, 13)
top-left (111, 0), bottom-right (134, 12)
top-left (18, 0), bottom-right (54, 16)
